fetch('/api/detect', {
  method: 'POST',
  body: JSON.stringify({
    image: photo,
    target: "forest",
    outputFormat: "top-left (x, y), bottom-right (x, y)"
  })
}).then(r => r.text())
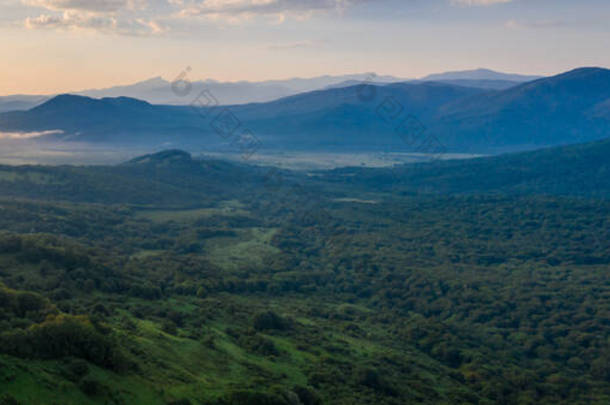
top-left (0, 149), bottom-right (608, 404)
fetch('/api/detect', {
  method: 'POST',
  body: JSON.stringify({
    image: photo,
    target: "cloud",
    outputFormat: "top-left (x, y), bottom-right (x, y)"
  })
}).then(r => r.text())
top-left (23, 0), bottom-right (146, 13)
top-left (135, 17), bottom-right (167, 33)
top-left (24, 10), bottom-right (166, 35)
top-left (266, 39), bottom-right (328, 50)
top-left (25, 11), bottom-right (116, 29)
top-left (18, 0), bottom-right (368, 31)
top-left (450, 0), bottom-right (512, 6)
top-left (21, 0), bottom-right (166, 35)
top-left (173, 0), bottom-right (370, 22)
top-left (0, 130), bottom-right (64, 140)
top-left (505, 19), bottom-right (567, 29)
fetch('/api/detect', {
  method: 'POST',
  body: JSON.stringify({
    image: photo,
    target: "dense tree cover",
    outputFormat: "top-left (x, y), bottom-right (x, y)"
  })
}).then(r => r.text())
top-left (0, 151), bottom-right (608, 404)
top-left (323, 138), bottom-right (610, 198)
top-left (0, 314), bottom-right (130, 371)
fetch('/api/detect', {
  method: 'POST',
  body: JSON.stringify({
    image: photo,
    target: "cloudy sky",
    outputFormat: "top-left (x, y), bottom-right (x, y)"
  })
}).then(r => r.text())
top-left (1, 0), bottom-right (609, 94)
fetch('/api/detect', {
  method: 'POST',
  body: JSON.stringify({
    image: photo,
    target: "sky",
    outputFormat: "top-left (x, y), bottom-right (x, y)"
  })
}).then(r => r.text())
top-left (0, 0), bottom-right (609, 95)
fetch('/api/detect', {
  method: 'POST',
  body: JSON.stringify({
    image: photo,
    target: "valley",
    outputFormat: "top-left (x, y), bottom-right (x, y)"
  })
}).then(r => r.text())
top-left (0, 145), bottom-right (608, 404)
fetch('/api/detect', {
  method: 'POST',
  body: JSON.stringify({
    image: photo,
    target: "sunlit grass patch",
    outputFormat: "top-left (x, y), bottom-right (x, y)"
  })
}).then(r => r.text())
top-left (205, 227), bottom-right (280, 271)
top-left (134, 200), bottom-right (250, 223)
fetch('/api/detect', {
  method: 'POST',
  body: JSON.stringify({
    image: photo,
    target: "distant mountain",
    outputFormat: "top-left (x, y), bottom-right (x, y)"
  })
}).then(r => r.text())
top-left (78, 73), bottom-right (407, 105)
top-left (0, 94), bottom-right (219, 145)
top-left (256, 73), bottom-right (406, 93)
top-left (222, 68), bottom-right (610, 153)
top-left (75, 77), bottom-right (169, 100)
top-left (0, 70), bottom-right (540, 112)
top-left (78, 77), bottom-right (292, 105)
top-left (0, 82), bottom-right (484, 148)
top-left (431, 67), bottom-right (610, 152)
top-left (420, 79), bottom-right (523, 90)
top-left (0, 73), bottom-right (408, 111)
top-left (1, 67), bottom-right (608, 154)
top-left (233, 81), bottom-right (486, 150)
top-left (422, 68), bottom-right (542, 82)
top-left (0, 95), bottom-right (50, 113)
top-left (328, 79), bottom-right (524, 92)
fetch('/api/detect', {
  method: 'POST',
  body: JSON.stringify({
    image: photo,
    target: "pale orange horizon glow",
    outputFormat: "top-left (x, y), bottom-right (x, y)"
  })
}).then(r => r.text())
top-left (1, 0), bottom-right (608, 96)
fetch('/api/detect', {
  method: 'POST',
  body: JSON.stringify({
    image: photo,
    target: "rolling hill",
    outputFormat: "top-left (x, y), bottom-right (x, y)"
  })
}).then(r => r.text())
top-left (2, 134), bottom-right (610, 206)
top-left (0, 149), bottom-right (279, 206)
top-left (323, 137), bottom-right (610, 198)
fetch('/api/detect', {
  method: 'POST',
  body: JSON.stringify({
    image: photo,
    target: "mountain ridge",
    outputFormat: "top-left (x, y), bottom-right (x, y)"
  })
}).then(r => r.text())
top-left (0, 68), bottom-right (543, 112)
top-left (421, 68), bottom-right (542, 82)
top-left (1, 67), bottom-right (608, 154)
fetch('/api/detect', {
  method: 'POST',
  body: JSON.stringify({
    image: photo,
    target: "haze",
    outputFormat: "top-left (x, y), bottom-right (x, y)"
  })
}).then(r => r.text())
top-left (1, 0), bottom-right (610, 95)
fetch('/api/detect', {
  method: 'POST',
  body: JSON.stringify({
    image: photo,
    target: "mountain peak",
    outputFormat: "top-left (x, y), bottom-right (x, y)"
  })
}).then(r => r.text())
top-left (31, 94), bottom-right (98, 111)
top-left (556, 66), bottom-right (609, 78)
top-left (514, 66), bottom-right (610, 90)
top-left (30, 94), bottom-right (152, 114)
top-left (137, 76), bottom-right (168, 86)
top-left (100, 96), bottom-right (152, 108)
top-left (422, 68), bottom-right (542, 83)
top-left (126, 150), bottom-right (193, 166)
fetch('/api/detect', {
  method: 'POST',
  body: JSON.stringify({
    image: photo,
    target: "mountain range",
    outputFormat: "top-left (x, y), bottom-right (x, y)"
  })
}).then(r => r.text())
top-left (0, 73), bottom-right (405, 113)
top-left (0, 67), bottom-right (607, 154)
top-left (420, 68), bottom-right (541, 82)
top-left (0, 68), bottom-right (539, 112)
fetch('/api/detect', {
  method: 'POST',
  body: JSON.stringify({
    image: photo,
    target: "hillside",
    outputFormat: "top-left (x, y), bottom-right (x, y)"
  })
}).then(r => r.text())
top-left (0, 150), bottom-right (278, 206)
top-left (321, 138), bottom-right (610, 198)
top-left (2, 136), bottom-right (610, 207)
top-left (432, 67), bottom-right (610, 151)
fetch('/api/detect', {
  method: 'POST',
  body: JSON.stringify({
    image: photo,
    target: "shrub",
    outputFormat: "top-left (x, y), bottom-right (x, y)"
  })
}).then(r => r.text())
top-left (79, 377), bottom-right (104, 396)
top-left (240, 334), bottom-right (279, 357)
top-left (292, 386), bottom-right (322, 405)
top-left (357, 367), bottom-right (397, 396)
top-left (60, 357), bottom-right (90, 382)
top-left (253, 311), bottom-right (291, 332)
top-left (167, 399), bottom-right (191, 405)
top-left (161, 320), bottom-right (178, 335)
top-left (0, 394), bottom-right (21, 405)
top-left (223, 390), bottom-right (289, 405)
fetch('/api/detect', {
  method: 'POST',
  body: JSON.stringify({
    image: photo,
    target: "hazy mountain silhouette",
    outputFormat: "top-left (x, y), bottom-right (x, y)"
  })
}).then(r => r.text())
top-left (422, 68), bottom-right (542, 82)
top-left (1, 67), bottom-right (608, 154)
top-left (0, 69), bottom-right (540, 112)
top-left (0, 73), bottom-right (407, 111)
top-left (419, 79), bottom-right (524, 90)
top-left (431, 67), bottom-right (610, 152)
